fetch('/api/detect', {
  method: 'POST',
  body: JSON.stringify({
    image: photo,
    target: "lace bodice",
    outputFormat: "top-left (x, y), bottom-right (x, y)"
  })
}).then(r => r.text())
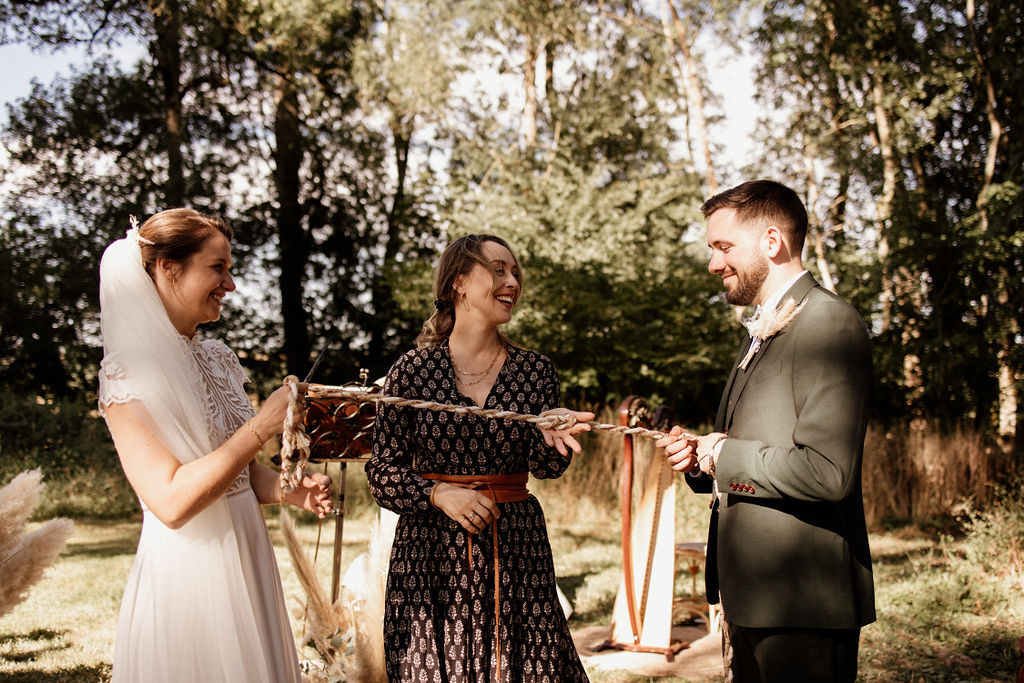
top-left (99, 336), bottom-right (256, 496)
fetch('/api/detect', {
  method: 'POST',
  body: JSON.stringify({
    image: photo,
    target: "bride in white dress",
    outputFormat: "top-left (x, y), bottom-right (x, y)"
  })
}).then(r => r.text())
top-left (97, 208), bottom-right (333, 682)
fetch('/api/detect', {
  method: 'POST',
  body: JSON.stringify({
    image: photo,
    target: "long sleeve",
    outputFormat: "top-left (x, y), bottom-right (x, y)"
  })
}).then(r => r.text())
top-left (714, 296), bottom-right (871, 502)
top-left (365, 353), bottom-right (435, 515)
top-left (525, 355), bottom-right (573, 479)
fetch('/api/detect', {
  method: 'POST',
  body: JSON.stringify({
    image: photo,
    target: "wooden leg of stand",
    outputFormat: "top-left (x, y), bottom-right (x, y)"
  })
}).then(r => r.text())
top-left (331, 462), bottom-right (348, 604)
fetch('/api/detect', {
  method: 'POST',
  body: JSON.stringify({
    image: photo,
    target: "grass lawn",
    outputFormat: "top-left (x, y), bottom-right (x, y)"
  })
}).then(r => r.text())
top-left (2, 493), bottom-right (1022, 681)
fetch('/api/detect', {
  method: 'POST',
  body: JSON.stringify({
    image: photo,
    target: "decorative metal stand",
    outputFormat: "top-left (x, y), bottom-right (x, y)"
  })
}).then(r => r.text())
top-left (303, 373), bottom-right (379, 602)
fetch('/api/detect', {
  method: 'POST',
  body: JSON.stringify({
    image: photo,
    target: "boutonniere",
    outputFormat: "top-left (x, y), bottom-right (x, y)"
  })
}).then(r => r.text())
top-left (738, 297), bottom-right (807, 370)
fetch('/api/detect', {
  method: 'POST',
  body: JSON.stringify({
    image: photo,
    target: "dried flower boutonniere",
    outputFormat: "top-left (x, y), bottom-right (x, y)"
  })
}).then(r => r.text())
top-left (739, 297), bottom-right (807, 370)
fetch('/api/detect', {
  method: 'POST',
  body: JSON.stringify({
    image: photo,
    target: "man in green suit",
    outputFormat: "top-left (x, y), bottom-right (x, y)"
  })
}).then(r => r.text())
top-left (658, 180), bottom-right (875, 682)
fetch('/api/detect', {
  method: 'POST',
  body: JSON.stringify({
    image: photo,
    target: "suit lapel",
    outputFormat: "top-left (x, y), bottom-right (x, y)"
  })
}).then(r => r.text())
top-left (715, 336), bottom-right (753, 431)
top-left (722, 273), bottom-right (819, 430)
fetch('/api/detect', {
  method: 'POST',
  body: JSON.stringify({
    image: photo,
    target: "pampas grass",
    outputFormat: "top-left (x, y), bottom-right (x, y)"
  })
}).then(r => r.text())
top-left (0, 469), bottom-right (74, 619)
top-left (335, 510), bottom-right (392, 683)
top-left (280, 508), bottom-right (390, 683)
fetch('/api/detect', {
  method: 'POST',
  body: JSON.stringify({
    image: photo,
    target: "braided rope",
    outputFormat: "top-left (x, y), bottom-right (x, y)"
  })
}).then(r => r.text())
top-left (276, 382), bottom-right (699, 486)
top-left (279, 375), bottom-right (311, 493)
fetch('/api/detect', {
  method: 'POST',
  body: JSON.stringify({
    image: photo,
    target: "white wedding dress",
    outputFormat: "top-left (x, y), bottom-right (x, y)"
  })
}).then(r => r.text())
top-left (100, 336), bottom-right (302, 682)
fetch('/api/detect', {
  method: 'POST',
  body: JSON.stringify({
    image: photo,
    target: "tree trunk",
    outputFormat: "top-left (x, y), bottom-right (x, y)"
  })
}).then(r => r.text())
top-left (822, 5), bottom-right (850, 246)
top-left (149, 0), bottom-right (185, 206)
top-left (367, 118), bottom-right (412, 358)
top-left (966, 0), bottom-right (1017, 453)
top-left (544, 40), bottom-right (555, 106)
top-left (273, 75), bottom-right (310, 374)
top-left (870, 66), bottom-right (926, 416)
top-left (802, 151), bottom-right (836, 292)
top-left (871, 67), bottom-right (898, 333)
top-left (660, 0), bottom-right (717, 193)
top-left (521, 32), bottom-right (540, 151)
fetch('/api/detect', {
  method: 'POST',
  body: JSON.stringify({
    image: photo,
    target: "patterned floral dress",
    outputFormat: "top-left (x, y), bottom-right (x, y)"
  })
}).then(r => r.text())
top-left (366, 340), bottom-right (589, 683)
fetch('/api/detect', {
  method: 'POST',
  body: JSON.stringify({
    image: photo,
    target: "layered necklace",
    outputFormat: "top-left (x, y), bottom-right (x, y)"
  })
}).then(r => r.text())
top-left (451, 340), bottom-right (505, 387)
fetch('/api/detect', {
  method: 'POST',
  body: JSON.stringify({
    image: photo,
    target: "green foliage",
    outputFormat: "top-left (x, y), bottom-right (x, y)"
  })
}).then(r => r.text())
top-left (0, 396), bottom-right (137, 519)
top-left (1, 0), bottom-right (1021, 445)
top-left (751, 0), bottom-right (1024, 437)
top-left (440, 3), bottom-right (736, 415)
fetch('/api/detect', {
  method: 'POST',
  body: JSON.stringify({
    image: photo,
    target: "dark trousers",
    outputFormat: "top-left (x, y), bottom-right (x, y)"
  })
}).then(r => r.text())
top-left (725, 621), bottom-right (860, 683)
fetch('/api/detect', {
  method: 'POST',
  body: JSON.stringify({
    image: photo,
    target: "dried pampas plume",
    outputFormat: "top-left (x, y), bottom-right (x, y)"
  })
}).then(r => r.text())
top-left (280, 508), bottom-right (390, 683)
top-left (0, 469), bottom-right (74, 619)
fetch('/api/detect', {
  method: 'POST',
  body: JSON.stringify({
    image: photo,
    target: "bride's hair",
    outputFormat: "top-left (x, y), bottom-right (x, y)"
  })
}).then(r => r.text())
top-left (137, 208), bottom-right (233, 281)
top-left (416, 234), bottom-right (523, 348)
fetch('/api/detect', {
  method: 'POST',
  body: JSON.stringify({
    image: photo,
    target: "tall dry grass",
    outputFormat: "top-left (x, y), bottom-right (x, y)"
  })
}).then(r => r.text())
top-left (862, 422), bottom-right (1001, 525)
top-left (532, 403), bottom-right (712, 542)
top-left (539, 404), bottom-right (1006, 531)
top-left (280, 508), bottom-right (390, 683)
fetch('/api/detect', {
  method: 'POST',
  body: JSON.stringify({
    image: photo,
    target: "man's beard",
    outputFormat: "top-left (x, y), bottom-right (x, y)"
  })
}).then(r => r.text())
top-left (725, 254), bottom-right (769, 306)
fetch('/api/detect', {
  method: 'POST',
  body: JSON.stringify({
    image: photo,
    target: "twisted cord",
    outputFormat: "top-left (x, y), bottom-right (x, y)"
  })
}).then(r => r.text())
top-left (310, 384), bottom-right (693, 441)
top-left (278, 382), bottom-right (698, 489)
top-left (279, 375), bottom-right (311, 493)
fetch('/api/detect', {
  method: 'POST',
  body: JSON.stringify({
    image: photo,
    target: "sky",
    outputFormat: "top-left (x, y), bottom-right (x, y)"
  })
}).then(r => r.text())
top-left (0, 36), bottom-right (758, 182)
top-left (0, 41), bottom-right (143, 110)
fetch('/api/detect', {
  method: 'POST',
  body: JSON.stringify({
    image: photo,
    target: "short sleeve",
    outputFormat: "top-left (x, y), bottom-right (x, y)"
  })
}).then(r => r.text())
top-left (97, 352), bottom-right (141, 416)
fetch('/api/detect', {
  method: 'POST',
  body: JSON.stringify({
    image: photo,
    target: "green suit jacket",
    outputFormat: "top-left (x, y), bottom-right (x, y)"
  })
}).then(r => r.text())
top-left (688, 273), bottom-right (876, 629)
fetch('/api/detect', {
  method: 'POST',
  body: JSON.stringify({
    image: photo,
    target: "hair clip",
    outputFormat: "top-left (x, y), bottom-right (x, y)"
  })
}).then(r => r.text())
top-left (126, 215), bottom-right (155, 246)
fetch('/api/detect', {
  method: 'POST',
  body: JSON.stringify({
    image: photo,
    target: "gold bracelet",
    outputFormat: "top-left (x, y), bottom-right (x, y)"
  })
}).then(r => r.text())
top-left (244, 420), bottom-right (265, 450)
top-left (429, 482), bottom-right (440, 508)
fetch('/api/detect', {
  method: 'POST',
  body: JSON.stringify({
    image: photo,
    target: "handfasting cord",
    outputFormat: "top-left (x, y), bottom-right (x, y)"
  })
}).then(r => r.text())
top-left (278, 377), bottom-right (698, 491)
top-left (279, 376), bottom-right (312, 493)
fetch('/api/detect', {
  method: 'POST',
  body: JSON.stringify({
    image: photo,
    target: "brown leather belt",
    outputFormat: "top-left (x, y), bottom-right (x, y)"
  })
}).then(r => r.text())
top-left (423, 472), bottom-right (530, 683)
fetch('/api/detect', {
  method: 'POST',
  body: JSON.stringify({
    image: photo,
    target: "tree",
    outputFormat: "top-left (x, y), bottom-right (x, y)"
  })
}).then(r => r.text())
top-left (0, 2), bottom-right (263, 394)
top-left (750, 0), bottom-right (1023, 448)
top-left (438, 2), bottom-right (735, 416)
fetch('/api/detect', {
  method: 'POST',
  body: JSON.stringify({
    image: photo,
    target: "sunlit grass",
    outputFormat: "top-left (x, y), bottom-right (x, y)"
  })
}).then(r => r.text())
top-left (3, 463), bottom-right (1022, 681)
top-left (0, 520), bottom-right (134, 681)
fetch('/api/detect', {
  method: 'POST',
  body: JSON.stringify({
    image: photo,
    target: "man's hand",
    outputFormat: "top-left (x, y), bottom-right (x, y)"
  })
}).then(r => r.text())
top-left (657, 428), bottom-right (727, 476)
top-left (656, 426), bottom-right (700, 473)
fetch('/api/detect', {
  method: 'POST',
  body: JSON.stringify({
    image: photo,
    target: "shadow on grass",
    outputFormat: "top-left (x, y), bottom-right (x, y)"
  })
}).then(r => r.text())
top-left (61, 538), bottom-right (139, 559)
top-left (0, 665), bottom-right (112, 682)
top-left (559, 572), bottom-right (618, 626)
top-left (556, 528), bottom-right (619, 546)
top-left (558, 572), bottom-right (588, 605)
top-left (0, 629), bottom-right (65, 647)
top-left (0, 628), bottom-right (70, 663)
top-left (864, 619), bottom-right (1021, 681)
top-left (869, 545), bottom-right (935, 567)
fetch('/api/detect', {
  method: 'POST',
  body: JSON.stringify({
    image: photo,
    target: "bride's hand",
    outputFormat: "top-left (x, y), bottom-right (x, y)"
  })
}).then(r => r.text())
top-left (282, 472), bottom-right (333, 519)
top-left (251, 382), bottom-right (309, 438)
top-left (538, 408), bottom-right (595, 456)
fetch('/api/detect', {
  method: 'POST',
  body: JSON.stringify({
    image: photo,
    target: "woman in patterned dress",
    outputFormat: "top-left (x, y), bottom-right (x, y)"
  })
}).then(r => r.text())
top-left (98, 208), bottom-right (333, 681)
top-left (366, 234), bottom-right (594, 682)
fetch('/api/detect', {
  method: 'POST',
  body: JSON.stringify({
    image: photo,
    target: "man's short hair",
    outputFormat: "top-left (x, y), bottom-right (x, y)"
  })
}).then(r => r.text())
top-left (701, 180), bottom-right (808, 254)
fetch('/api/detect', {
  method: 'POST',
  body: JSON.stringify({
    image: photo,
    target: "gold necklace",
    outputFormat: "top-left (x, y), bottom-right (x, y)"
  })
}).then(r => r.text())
top-left (451, 342), bottom-right (504, 386)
